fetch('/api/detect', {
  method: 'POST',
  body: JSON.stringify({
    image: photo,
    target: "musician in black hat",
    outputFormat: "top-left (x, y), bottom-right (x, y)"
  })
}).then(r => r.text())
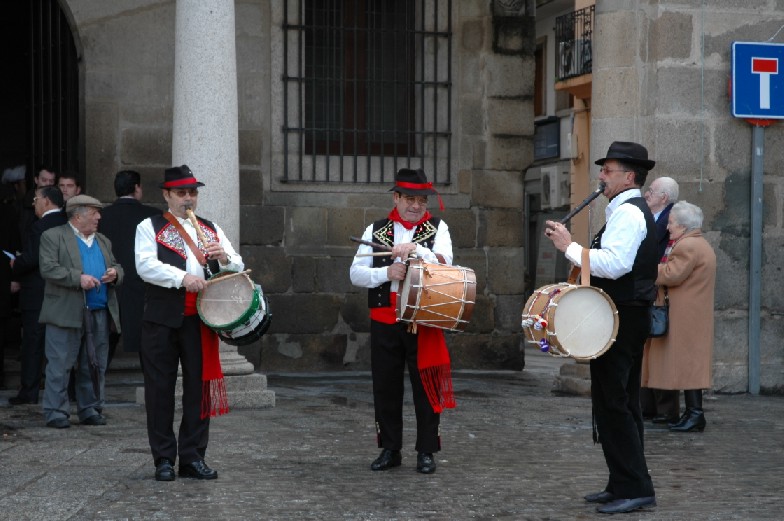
top-left (544, 141), bottom-right (658, 514)
top-left (135, 165), bottom-right (243, 481)
top-left (349, 167), bottom-right (454, 474)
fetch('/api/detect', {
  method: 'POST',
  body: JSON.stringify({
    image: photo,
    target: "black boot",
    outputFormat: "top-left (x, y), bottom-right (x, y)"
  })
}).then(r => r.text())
top-left (669, 390), bottom-right (705, 432)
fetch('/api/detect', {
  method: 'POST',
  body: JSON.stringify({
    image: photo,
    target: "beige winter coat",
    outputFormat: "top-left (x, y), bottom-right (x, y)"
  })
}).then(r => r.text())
top-left (642, 229), bottom-right (716, 390)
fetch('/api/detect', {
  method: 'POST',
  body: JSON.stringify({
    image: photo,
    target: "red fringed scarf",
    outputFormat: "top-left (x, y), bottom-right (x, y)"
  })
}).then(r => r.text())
top-left (388, 207), bottom-right (432, 230)
top-left (368, 234), bottom-right (456, 414)
top-left (416, 325), bottom-right (456, 413)
top-left (185, 292), bottom-right (229, 419)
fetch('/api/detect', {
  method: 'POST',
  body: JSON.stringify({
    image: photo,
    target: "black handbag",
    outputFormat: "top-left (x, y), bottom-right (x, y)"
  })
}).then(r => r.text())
top-left (649, 287), bottom-right (669, 337)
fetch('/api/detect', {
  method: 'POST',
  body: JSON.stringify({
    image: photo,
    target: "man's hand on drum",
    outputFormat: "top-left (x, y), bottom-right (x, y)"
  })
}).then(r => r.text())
top-left (390, 242), bottom-right (417, 261)
top-left (544, 220), bottom-right (572, 252)
top-left (182, 273), bottom-right (207, 293)
top-left (387, 261), bottom-right (408, 281)
top-left (204, 241), bottom-right (229, 265)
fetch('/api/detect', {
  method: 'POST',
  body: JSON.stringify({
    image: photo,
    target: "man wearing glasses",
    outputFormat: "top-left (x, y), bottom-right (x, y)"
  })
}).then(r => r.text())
top-left (8, 186), bottom-right (67, 406)
top-left (544, 142), bottom-right (659, 514)
top-left (350, 168), bottom-right (454, 475)
top-left (135, 165), bottom-right (243, 481)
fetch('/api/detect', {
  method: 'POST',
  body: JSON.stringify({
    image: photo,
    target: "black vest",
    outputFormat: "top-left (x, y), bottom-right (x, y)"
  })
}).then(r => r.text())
top-left (589, 196), bottom-right (658, 305)
top-left (142, 213), bottom-right (220, 327)
top-left (367, 217), bottom-right (440, 308)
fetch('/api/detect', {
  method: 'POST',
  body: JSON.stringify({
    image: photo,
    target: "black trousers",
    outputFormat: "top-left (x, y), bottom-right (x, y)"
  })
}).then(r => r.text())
top-left (370, 320), bottom-right (440, 453)
top-left (590, 305), bottom-right (655, 499)
top-left (17, 308), bottom-right (46, 402)
top-left (140, 315), bottom-right (209, 465)
top-left (640, 387), bottom-right (680, 419)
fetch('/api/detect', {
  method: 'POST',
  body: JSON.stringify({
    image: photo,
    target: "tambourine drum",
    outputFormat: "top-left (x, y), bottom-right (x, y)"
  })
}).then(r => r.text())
top-left (197, 272), bottom-right (272, 346)
top-left (397, 259), bottom-right (476, 332)
top-left (521, 283), bottom-right (618, 360)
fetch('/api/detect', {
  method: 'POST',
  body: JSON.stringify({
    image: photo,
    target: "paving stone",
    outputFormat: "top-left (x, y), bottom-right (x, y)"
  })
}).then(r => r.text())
top-left (1, 351), bottom-right (782, 520)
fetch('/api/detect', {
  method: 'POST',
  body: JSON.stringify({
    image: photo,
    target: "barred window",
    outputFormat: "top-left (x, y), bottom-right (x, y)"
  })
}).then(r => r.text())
top-left (281, 0), bottom-right (453, 185)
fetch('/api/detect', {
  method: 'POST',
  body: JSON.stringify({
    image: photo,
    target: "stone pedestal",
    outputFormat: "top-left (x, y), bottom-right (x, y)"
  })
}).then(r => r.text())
top-left (135, 363), bottom-right (276, 410)
top-left (553, 359), bottom-right (592, 396)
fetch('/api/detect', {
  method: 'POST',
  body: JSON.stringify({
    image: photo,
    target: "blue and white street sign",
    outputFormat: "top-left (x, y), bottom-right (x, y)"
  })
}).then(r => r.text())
top-left (732, 41), bottom-right (784, 119)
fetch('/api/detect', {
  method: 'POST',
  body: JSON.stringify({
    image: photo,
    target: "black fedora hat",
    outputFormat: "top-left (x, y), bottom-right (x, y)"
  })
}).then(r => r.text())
top-left (595, 141), bottom-right (656, 170)
top-left (389, 168), bottom-right (437, 196)
top-left (159, 165), bottom-right (205, 189)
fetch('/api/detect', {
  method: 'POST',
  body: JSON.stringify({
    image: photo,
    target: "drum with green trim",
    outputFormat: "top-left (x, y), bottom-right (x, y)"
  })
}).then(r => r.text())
top-left (197, 271), bottom-right (272, 346)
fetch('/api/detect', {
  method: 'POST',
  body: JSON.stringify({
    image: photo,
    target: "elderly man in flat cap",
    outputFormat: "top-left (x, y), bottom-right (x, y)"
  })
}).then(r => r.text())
top-left (39, 194), bottom-right (123, 429)
top-left (544, 141), bottom-right (659, 514)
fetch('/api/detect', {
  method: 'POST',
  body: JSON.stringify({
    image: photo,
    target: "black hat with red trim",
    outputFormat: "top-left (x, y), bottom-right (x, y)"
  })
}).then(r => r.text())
top-left (159, 165), bottom-right (205, 189)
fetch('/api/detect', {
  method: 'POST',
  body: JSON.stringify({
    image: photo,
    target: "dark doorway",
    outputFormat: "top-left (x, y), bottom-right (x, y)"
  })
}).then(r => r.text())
top-left (0, 0), bottom-right (80, 189)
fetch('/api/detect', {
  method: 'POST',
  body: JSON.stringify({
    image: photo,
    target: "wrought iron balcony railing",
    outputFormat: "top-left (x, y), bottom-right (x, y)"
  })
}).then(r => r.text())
top-left (555, 5), bottom-right (594, 81)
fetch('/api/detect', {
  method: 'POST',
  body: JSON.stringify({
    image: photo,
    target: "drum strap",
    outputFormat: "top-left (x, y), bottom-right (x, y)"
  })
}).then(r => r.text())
top-left (581, 248), bottom-right (591, 287)
top-left (566, 248), bottom-right (592, 286)
top-left (163, 212), bottom-right (208, 267)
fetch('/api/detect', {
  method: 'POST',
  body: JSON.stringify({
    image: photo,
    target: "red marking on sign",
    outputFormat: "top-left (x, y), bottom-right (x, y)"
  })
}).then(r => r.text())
top-left (752, 57), bottom-right (778, 74)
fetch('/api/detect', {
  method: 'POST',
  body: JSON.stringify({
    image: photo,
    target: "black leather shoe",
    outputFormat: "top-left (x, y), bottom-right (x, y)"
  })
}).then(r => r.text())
top-left (46, 418), bottom-right (70, 429)
top-left (81, 414), bottom-right (107, 426)
top-left (179, 460), bottom-right (218, 480)
top-left (669, 408), bottom-right (706, 432)
top-left (597, 497), bottom-right (656, 514)
top-left (155, 458), bottom-right (175, 481)
top-left (370, 449), bottom-right (402, 471)
top-left (584, 491), bottom-right (615, 504)
top-left (8, 396), bottom-right (36, 406)
top-left (651, 414), bottom-right (678, 424)
top-left (416, 452), bottom-right (436, 474)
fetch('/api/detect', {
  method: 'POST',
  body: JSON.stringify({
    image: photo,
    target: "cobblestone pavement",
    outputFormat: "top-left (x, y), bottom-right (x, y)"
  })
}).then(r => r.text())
top-left (1, 351), bottom-right (782, 521)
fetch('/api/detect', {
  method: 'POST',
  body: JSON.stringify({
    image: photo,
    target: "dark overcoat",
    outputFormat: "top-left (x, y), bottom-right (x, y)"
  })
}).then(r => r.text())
top-left (97, 198), bottom-right (161, 352)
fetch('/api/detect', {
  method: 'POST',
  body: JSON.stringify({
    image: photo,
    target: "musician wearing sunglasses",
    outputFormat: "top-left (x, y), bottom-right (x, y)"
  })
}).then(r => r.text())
top-left (350, 168), bottom-right (453, 475)
top-left (134, 165), bottom-right (243, 482)
top-left (544, 142), bottom-right (659, 514)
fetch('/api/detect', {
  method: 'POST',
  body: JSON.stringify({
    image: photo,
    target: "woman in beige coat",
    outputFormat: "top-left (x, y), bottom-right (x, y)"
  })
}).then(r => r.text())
top-left (642, 201), bottom-right (716, 432)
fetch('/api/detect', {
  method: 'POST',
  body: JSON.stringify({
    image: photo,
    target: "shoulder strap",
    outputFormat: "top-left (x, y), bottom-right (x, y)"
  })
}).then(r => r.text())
top-left (163, 212), bottom-right (206, 266)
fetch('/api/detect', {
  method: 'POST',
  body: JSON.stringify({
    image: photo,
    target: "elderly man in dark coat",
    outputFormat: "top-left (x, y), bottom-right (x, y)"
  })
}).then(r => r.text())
top-left (98, 170), bottom-right (161, 364)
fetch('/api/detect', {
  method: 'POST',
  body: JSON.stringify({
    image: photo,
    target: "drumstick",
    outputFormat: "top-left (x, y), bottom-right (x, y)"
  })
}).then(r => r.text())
top-left (203, 269), bottom-right (253, 287)
top-left (354, 252), bottom-right (394, 257)
top-left (354, 252), bottom-right (418, 258)
top-left (350, 236), bottom-right (392, 252)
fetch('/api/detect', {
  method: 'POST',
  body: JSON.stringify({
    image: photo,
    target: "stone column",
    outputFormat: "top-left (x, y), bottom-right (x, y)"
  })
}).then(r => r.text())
top-left (170, 0), bottom-right (273, 408)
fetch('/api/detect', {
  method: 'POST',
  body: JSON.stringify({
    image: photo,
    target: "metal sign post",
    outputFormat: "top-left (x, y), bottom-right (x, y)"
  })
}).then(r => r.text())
top-left (731, 41), bottom-right (784, 394)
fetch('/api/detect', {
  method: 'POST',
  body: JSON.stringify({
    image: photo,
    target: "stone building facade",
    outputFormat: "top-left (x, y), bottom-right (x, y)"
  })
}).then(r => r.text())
top-left (45, 0), bottom-right (534, 374)
top-left (5, 0), bottom-right (784, 393)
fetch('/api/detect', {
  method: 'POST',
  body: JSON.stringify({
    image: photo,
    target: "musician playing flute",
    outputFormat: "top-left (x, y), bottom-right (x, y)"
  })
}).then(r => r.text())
top-left (349, 168), bottom-right (454, 474)
top-left (134, 165), bottom-right (243, 482)
top-left (544, 142), bottom-right (658, 515)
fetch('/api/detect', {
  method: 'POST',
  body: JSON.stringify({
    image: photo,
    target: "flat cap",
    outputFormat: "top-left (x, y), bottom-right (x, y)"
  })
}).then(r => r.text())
top-left (65, 194), bottom-right (104, 211)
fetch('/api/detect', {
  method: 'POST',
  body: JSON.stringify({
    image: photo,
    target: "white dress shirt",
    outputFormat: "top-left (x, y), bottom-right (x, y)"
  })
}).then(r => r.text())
top-left (349, 219), bottom-right (453, 292)
top-left (565, 189), bottom-right (648, 280)
top-left (135, 212), bottom-right (243, 288)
